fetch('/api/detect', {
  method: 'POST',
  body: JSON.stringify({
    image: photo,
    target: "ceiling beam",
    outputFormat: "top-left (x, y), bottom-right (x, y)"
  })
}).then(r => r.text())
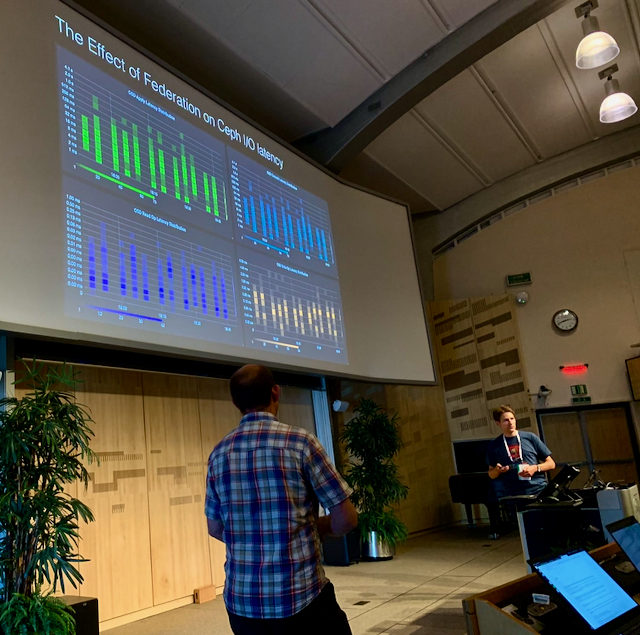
top-left (424, 122), bottom-right (640, 251)
top-left (295, 0), bottom-right (574, 173)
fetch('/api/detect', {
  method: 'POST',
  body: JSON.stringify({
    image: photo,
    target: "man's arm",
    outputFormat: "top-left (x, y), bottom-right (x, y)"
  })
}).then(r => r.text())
top-left (486, 443), bottom-right (509, 480)
top-left (488, 464), bottom-right (509, 479)
top-left (317, 498), bottom-right (358, 539)
top-left (519, 455), bottom-right (555, 478)
top-left (539, 455), bottom-right (556, 473)
top-left (207, 517), bottom-right (224, 542)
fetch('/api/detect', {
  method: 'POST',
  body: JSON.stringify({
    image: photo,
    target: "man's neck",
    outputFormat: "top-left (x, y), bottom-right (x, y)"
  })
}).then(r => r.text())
top-left (244, 404), bottom-right (278, 417)
top-left (503, 430), bottom-right (518, 438)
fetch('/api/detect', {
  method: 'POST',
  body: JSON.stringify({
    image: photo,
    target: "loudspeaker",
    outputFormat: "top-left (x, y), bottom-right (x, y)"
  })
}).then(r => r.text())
top-left (322, 528), bottom-right (360, 566)
top-left (61, 596), bottom-right (99, 635)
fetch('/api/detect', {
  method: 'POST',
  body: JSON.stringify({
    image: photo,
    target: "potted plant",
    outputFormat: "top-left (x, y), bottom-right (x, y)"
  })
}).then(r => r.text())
top-left (0, 361), bottom-right (97, 635)
top-left (340, 399), bottom-right (409, 560)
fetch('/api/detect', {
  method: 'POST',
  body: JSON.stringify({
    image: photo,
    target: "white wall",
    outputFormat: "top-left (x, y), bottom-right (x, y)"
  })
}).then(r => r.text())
top-left (432, 166), bottom-right (640, 409)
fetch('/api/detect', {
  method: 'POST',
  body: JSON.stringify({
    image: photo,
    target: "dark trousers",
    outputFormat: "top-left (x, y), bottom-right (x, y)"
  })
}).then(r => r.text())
top-left (227, 582), bottom-right (352, 635)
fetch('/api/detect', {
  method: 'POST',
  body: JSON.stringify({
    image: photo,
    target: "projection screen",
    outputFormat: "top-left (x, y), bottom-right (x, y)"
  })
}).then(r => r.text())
top-left (0, 0), bottom-right (435, 383)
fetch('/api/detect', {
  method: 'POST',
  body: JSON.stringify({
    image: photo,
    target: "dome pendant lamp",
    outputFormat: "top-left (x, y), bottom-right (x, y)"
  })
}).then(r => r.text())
top-left (575, 0), bottom-right (620, 69)
top-left (598, 64), bottom-right (637, 123)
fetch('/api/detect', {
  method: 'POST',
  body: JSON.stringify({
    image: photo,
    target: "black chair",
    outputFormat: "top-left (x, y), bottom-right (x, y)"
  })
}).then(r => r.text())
top-left (448, 472), bottom-right (504, 538)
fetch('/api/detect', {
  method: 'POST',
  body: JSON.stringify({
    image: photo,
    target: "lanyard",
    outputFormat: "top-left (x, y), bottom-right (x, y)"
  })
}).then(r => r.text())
top-left (503, 432), bottom-right (522, 463)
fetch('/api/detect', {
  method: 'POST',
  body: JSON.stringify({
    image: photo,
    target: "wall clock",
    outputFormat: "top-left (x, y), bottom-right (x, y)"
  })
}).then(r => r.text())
top-left (552, 309), bottom-right (578, 332)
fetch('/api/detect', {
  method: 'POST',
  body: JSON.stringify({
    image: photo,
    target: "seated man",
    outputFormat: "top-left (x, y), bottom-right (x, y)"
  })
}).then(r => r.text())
top-left (487, 405), bottom-right (555, 500)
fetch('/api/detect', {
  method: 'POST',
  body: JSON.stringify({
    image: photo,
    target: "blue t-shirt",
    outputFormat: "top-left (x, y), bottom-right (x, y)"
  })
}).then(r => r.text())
top-left (486, 430), bottom-right (552, 498)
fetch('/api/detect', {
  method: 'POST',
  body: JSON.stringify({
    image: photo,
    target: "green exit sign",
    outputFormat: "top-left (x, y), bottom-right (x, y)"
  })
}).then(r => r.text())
top-left (572, 396), bottom-right (592, 404)
top-left (506, 272), bottom-right (532, 286)
top-left (571, 385), bottom-right (588, 395)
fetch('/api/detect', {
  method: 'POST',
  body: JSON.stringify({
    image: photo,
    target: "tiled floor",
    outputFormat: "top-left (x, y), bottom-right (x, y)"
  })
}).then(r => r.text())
top-left (105, 525), bottom-right (526, 635)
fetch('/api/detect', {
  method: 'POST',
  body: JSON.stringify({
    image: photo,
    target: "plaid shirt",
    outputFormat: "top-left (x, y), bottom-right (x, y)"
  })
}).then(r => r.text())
top-left (204, 412), bottom-right (352, 619)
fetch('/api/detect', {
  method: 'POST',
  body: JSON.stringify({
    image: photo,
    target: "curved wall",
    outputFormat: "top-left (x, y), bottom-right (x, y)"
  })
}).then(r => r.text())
top-left (433, 165), bottom-right (640, 408)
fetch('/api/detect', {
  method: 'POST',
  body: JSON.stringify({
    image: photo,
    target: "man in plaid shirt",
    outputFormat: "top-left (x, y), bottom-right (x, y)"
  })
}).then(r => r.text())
top-left (205, 364), bottom-right (358, 635)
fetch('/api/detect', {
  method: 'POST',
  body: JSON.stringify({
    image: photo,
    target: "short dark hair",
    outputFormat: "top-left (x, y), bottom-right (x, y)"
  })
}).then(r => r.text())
top-left (492, 405), bottom-right (515, 422)
top-left (230, 365), bottom-right (275, 413)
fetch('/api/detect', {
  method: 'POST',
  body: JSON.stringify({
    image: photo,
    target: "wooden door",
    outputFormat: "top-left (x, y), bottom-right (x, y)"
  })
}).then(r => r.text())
top-left (142, 373), bottom-right (212, 605)
top-left (197, 376), bottom-right (238, 589)
top-left (585, 408), bottom-right (639, 485)
top-left (539, 406), bottom-right (639, 486)
top-left (538, 411), bottom-right (588, 480)
top-left (75, 366), bottom-right (153, 620)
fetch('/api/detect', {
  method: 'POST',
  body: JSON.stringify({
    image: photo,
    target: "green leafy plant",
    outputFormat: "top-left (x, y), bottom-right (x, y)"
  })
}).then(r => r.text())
top-left (340, 399), bottom-right (409, 547)
top-left (0, 361), bottom-right (97, 634)
top-left (0, 590), bottom-right (75, 635)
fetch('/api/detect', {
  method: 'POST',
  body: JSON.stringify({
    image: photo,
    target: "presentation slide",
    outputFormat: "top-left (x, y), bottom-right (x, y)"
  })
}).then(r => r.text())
top-left (0, 0), bottom-right (435, 383)
top-left (58, 45), bottom-right (345, 364)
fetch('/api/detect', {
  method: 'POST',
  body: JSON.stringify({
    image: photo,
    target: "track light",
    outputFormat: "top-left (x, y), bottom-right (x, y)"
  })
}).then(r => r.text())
top-left (575, 1), bottom-right (619, 69)
top-left (598, 64), bottom-right (637, 124)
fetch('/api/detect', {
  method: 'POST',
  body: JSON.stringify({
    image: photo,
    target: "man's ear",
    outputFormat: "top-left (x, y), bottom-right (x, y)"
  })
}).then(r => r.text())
top-left (272, 384), bottom-right (281, 403)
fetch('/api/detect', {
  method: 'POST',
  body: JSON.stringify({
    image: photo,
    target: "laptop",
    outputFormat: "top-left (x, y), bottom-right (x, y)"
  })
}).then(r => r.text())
top-left (531, 548), bottom-right (640, 634)
top-left (608, 517), bottom-right (640, 572)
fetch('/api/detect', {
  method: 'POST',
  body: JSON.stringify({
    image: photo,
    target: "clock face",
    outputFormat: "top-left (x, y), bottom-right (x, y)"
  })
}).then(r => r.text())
top-left (553, 309), bottom-right (578, 332)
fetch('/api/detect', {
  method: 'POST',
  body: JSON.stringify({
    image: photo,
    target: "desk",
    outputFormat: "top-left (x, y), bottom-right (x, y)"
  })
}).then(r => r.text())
top-left (463, 543), bottom-right (640, 635)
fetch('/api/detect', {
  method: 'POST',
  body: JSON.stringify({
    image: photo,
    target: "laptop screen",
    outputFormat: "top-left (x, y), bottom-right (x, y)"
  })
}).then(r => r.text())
top-left (534, 550), bottom-right (637, 630)
top-left (610, 520), bottom-right (640, 571)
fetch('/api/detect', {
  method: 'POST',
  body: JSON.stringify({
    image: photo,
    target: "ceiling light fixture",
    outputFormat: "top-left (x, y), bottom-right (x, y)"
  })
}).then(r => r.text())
top-left (598, 64), bottom-right (637, 123)
top-left (575, 0), bottom-right (619, 69)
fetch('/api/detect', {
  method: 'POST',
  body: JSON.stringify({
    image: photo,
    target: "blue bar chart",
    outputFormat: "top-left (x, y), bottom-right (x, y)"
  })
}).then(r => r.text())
top-left (229, 148), bottom-right (337, 276)
top-left (64, 179), bottom-right (242, 346)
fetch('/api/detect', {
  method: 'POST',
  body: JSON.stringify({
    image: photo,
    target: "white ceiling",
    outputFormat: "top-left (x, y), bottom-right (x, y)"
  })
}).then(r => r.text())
top-left (96, 0), bottom-right (640, 212)
top-left (168, 0), bottom-right (500, 125)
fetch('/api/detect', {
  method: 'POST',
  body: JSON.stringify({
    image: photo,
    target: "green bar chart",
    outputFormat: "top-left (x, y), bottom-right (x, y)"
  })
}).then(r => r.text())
top-left (64, 65), bottom-right (229, 222)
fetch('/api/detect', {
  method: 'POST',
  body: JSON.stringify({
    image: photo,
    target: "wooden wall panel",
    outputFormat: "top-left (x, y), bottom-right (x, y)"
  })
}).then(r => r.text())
top-left (386, 384), bottom-right (457, 532)
top-left (74, 366), bottom-right (153, 620)
top-left (142, 374), bottom-right (212, 605)
top-left (278, 385), bottom-right (316, 435)
top-left (14, 362), bottom-right (321, 621)
top-left (335, 380), bottom-right (458, 533)
top-left (430, 295), bottom-right (535, 443)
top-left (429, 299), bottom-right (491, 440)
top-left (471, 295), bottom-right (535, 434)
top-left (196, 376), bottom-right (238, 589)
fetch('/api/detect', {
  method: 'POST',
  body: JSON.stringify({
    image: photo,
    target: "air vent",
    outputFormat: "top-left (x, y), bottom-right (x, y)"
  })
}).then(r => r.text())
top-left (581, 169), bottom-right (605, 183)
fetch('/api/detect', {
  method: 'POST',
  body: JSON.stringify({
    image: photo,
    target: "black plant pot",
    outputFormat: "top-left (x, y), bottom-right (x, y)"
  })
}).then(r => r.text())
top-left (322, 527), bottom-right (361, 566)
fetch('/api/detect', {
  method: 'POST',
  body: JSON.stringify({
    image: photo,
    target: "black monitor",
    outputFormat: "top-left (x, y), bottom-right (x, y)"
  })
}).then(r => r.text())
top-left (536, 464), bottom-right (581, 503)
